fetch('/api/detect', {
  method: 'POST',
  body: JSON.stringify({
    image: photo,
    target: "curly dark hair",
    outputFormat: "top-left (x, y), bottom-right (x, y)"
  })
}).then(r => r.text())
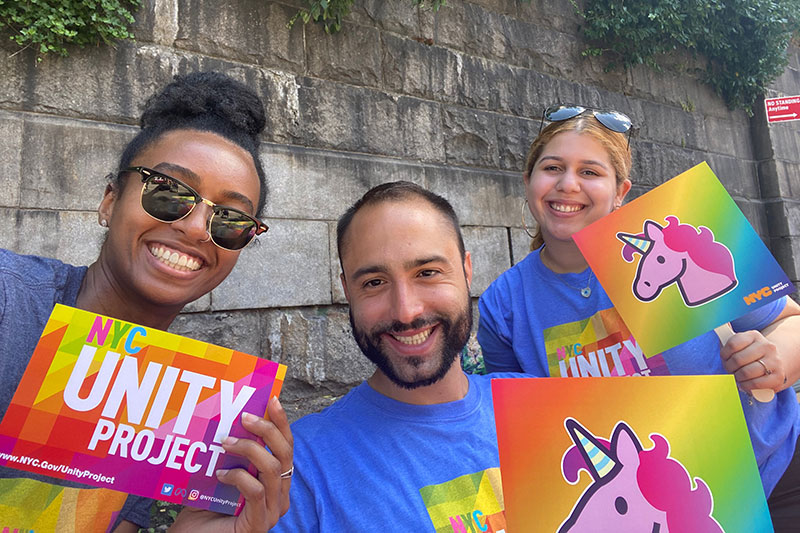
top-left (117, 71), bottom-right (268, 213)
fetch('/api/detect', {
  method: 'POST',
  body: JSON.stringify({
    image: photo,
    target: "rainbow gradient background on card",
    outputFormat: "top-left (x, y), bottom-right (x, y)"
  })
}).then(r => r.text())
top-left (0, 304), bottom-right (286, 515)
top-left (573, 162), bottom-right (794, 357)
top-left (492, 376), bottom-right (771, 532)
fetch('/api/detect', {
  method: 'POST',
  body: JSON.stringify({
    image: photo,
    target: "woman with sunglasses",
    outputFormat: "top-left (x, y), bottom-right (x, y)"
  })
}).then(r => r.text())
top-left (477, 104), bottom-right (800, 527)
top-left (0, 72), bottom-right (291, 532)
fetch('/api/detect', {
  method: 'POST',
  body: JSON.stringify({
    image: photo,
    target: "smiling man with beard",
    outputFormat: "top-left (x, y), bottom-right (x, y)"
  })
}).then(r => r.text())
top-left (270, 182), bottom-right (518, 532)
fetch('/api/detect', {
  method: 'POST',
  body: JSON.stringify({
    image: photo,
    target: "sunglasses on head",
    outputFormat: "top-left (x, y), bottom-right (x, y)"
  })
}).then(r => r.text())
top-left (539, 104), bottom-right (633, 146)
top-left (125, 166), bottom-right (268, 251)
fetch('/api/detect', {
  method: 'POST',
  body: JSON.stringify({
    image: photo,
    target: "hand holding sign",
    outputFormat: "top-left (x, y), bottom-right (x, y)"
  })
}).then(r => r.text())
top-left (171, 397), bottom-right (293, 532)
top-left (716, 322), bottom-right (783, 403)
top-left (573, 162), bottom-right (795, 362)
top-left (0, 304), bottom-right (287, 515)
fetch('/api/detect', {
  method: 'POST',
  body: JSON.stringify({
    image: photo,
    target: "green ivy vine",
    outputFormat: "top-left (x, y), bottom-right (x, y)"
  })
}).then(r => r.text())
top-left (576, 0), bottom-right (800, 114)
top-left (0, 0), bottom-right (140, 59)
top-left (3, 0), bottom-right (796, 115)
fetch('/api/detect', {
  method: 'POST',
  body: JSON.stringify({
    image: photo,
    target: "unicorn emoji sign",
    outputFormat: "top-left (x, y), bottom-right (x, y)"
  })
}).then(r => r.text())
top-left (573, 162), bottom-right (794, 357)
top-left (493, 376), bottom-right (772, 532)
top-left (617, 216), bottom-right (738, 307)
top-left (558, 418), bottom-right (723, 532)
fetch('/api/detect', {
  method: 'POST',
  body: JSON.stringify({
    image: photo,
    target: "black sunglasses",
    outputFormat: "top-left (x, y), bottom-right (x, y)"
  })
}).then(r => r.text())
top-left (540, 104), bottom-right (633, 146)
top-left (125, 166), bottom-right (268, 251)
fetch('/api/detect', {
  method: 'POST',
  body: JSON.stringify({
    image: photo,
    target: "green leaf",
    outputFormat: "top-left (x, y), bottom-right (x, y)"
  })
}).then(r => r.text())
top-left (576, 0), bottom-right (798, 111)
top-left (0, 0), bottom-right (139, 58)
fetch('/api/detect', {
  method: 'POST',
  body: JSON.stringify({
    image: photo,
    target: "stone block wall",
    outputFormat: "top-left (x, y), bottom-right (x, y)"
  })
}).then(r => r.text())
top-left (754, 45), bottom-right (800, 292)
top-left (0, 0), bottom-right (797, 421)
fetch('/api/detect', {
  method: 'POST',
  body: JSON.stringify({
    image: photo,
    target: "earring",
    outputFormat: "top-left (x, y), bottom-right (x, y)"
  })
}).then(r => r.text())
top-left (521, 199), bottom-right (536, 239)
top-left (100, 219), bottom-right (108, 227)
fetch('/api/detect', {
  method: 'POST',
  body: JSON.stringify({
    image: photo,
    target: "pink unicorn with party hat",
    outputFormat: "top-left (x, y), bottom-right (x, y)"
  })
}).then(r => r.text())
top-left (558, 418), bottom-right (723, 533)
top-left (617, 216), bottom-right (737, 307)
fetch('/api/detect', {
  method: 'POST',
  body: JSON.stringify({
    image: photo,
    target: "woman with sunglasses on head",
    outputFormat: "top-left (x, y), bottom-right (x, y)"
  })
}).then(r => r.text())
top-left (478, 104), bottom-right (800, 527)
top-left (0, 72), bottom-right (291, 533)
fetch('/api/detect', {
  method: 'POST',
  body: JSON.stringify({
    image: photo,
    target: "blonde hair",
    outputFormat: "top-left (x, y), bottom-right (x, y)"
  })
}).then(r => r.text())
top-left (524, 116), bottom-right (632, 250)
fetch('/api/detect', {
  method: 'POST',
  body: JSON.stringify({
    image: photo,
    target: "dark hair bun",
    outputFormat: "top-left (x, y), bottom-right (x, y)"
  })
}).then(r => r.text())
top-left (140, 72), bottom-right (266, 139)
top-left (117, 71), bottom-right (269, 212)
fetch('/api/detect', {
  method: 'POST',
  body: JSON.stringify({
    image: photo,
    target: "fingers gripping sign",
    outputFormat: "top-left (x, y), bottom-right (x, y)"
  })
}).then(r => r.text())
top-left (170, 396), bottom-right (294, 532)
top-left (717, 323), bottom-right (782, 403)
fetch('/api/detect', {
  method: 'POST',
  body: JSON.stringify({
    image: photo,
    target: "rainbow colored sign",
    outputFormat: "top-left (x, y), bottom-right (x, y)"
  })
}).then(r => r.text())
top-left (573, 162), bottom-right (794, 357)
top-left (493, 376), bottom-right (771, 532)
top-left (0, 304), bottom-right (286, 515)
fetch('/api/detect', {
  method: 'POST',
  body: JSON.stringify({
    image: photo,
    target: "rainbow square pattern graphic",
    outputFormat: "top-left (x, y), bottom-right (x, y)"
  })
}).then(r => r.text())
top-left (573, 162), bottom-right (794, 357)
top-left (493, 376), bottom-right (771, 532)
top-left (420, 467), bottom-right (506, 532)
top-left (544, 308), bottom-right (670, 379)
top-left (0, 304), bottom-right (286, 514)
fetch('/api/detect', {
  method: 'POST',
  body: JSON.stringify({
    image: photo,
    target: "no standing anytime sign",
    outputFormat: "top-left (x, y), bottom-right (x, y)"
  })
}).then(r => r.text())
top-left (765, 95), bottom-right (800, 123)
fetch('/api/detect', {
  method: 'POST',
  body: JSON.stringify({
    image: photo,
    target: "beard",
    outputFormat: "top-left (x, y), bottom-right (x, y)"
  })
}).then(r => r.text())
top-left (349, 299), bottom-right (472, 390)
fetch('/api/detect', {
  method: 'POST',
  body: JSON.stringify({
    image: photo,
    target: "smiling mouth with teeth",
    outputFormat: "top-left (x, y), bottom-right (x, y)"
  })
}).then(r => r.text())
top-left (391, 328), bottom-right (433, 345)
top-left (149, 245), bottom-right (202, 272)
top-left (549, 202), bottom-right (584, 213)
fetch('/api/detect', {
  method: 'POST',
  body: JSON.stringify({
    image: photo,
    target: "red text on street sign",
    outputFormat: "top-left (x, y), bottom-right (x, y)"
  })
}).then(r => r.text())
top-left (765, 96), bottom-right (800, 123)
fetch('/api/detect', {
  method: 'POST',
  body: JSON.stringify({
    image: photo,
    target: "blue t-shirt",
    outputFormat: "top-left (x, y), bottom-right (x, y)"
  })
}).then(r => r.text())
top-left (0, 249), bottom-right (152, 531)
top-left (477, 248), bottom-right (799, 497)
top-left (272, 373), bottom-right (519, 532)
